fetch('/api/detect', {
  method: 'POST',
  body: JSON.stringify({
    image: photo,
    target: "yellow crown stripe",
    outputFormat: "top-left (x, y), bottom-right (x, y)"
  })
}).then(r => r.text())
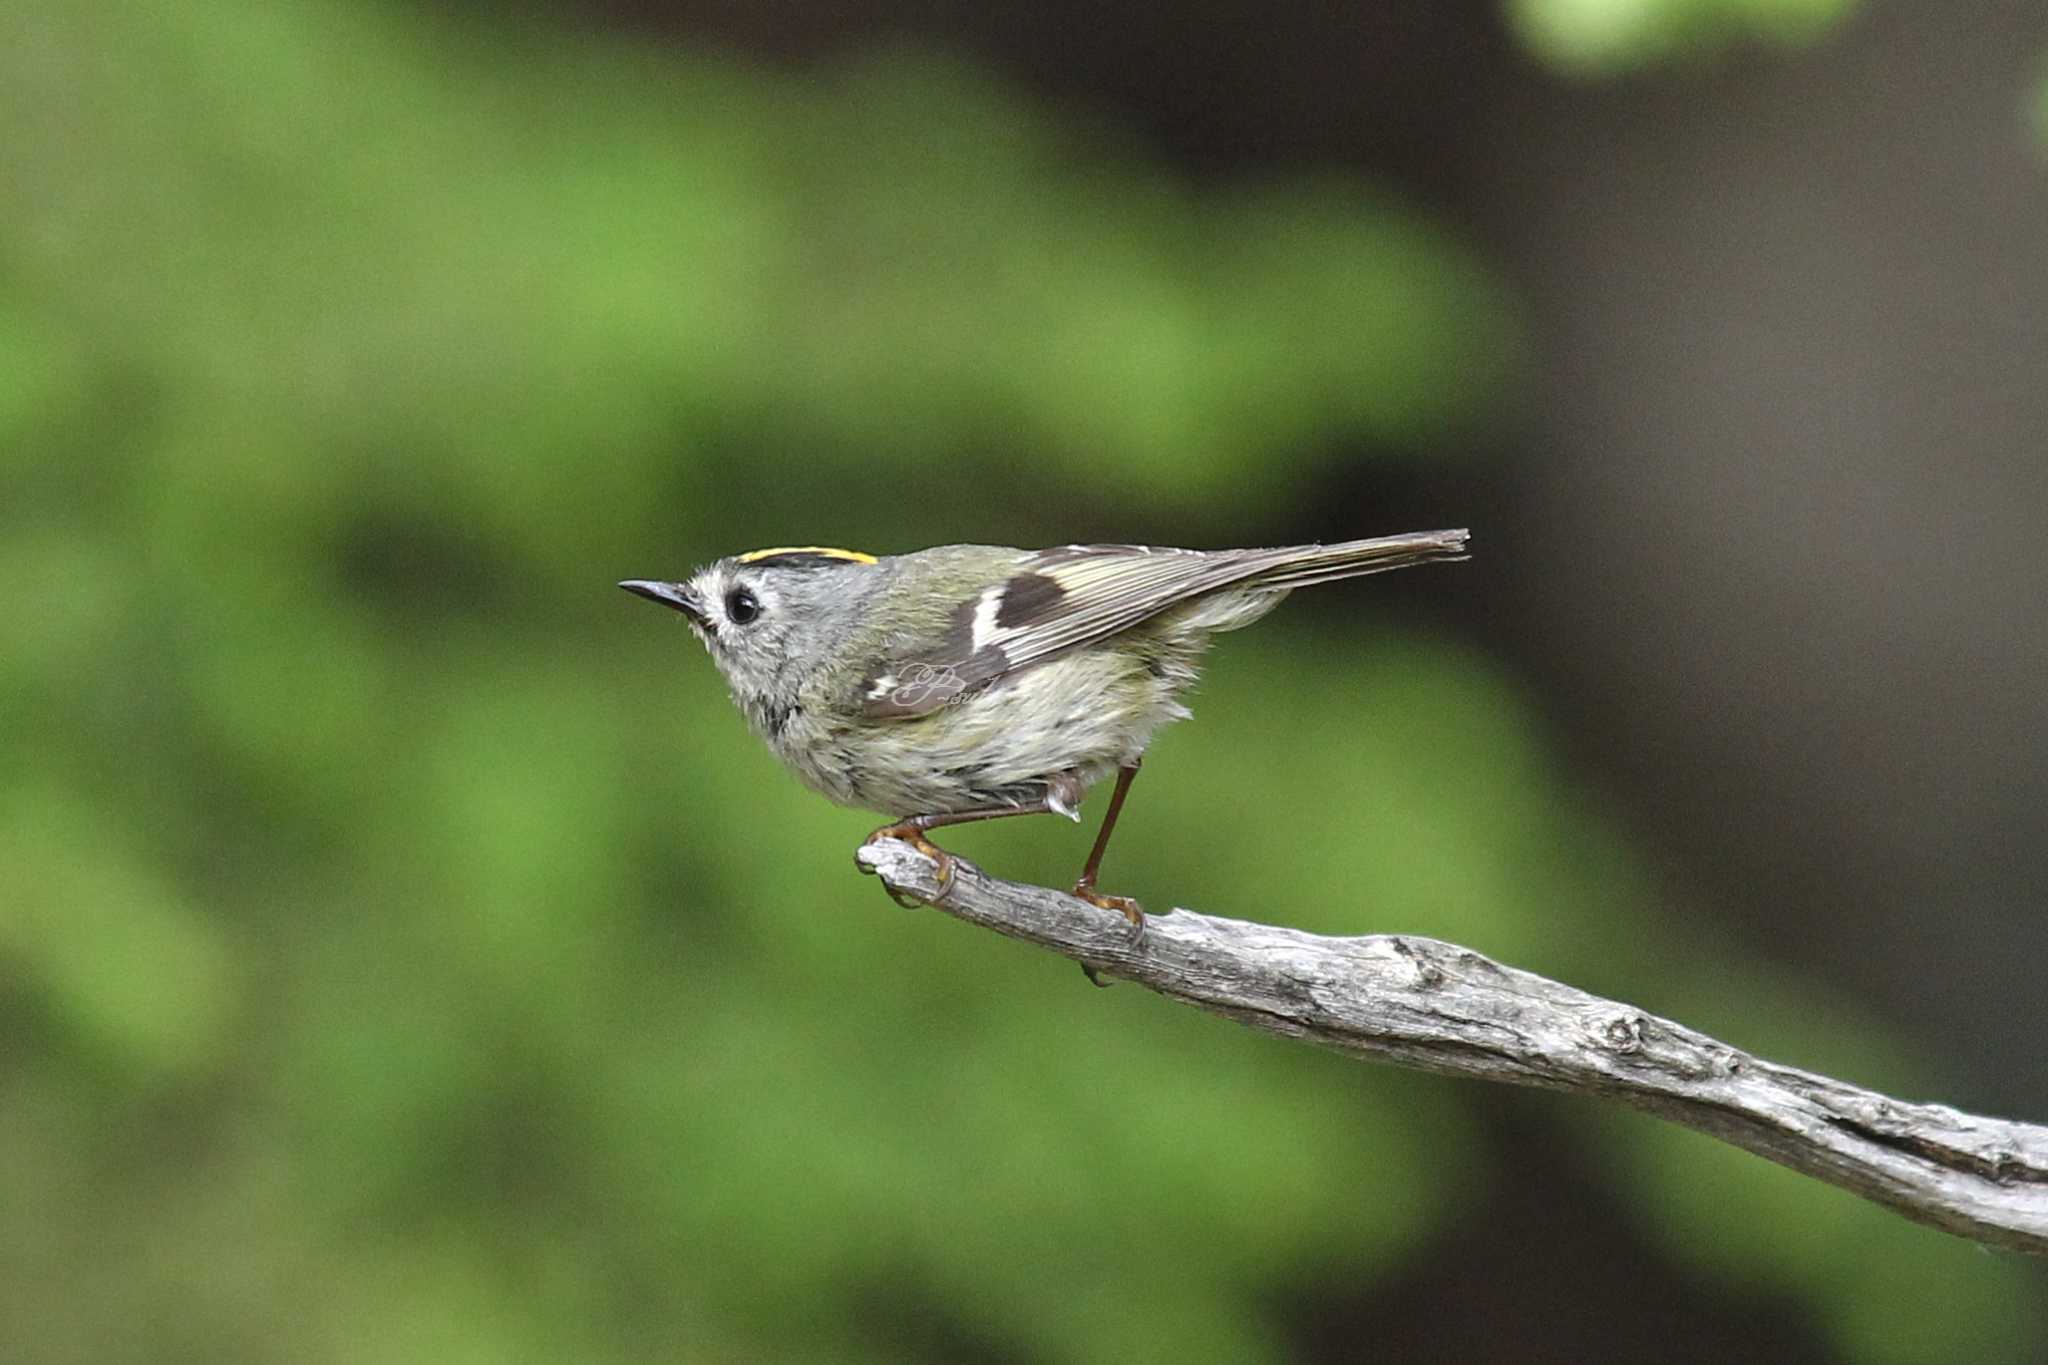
top-left (737, 546), bottom-right (877, 565)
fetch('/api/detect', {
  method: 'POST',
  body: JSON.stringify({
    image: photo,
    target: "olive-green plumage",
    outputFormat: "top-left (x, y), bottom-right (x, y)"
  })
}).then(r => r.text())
top-left (621, 531), bottom-right (1468, 913)
top-left (622, 531), bottom-right (1469, 817)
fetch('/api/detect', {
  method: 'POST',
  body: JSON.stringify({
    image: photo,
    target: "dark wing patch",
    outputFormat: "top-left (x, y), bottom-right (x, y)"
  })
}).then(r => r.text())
top-left (994, 572), bottom-right (1066, 629)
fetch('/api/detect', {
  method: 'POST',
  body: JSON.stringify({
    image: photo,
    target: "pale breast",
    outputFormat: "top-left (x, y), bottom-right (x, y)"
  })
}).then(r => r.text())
top-left (775, 643), bottom-right (1201, 817)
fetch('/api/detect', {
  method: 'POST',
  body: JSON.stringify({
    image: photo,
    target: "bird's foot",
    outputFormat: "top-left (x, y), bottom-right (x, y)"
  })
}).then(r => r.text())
top-left (861, 822), bottom-right (957, 907)
top-left (1072, 882), bottom-right (1145, 934)
top-left (1071, 885), bottom-right (1143, 988)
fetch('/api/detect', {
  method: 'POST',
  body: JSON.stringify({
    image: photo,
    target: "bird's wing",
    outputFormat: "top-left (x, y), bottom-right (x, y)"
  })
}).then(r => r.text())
top-left (857, 544), bottom-right (1266, 719)
top-left (856, 533), bottom-right (1469, 719)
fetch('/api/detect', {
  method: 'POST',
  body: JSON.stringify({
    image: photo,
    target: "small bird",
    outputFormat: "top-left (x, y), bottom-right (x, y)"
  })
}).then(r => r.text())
top-left (621, 531), bottom-right (1469, 932)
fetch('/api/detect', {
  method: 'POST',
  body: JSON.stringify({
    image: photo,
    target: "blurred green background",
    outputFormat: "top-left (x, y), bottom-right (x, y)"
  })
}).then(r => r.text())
top-left (5, 0), bottom-right (2045, 1361)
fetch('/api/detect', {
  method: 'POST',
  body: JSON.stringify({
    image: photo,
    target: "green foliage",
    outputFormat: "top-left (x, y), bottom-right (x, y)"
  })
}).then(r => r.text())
top-left (1, 0), bottom-right (2037, 1361)
top-left (1506, 0), bottom-right (1860, 74)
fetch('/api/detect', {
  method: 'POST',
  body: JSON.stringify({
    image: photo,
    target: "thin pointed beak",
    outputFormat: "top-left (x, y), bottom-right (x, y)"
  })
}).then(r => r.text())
top-left (619, 579), bottom-right (708, 628)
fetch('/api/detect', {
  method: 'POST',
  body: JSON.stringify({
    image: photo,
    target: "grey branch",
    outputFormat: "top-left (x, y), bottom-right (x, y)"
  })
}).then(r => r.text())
top-left (856, 837), bottom-right (2048, 1256)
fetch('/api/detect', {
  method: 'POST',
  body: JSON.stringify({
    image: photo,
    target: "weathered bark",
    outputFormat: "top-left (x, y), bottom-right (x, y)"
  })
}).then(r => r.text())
top-left (857, 837), bottom-right (2048, 1256)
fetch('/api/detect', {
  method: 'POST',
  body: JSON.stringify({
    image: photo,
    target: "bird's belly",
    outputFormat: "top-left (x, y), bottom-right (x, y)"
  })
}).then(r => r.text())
top-left (781, 647), bottom-right (1195, 817)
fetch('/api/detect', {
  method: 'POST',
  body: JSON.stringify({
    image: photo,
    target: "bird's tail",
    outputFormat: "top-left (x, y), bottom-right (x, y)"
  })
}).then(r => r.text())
top-left (1241, 529), bottom-right (1471, 590)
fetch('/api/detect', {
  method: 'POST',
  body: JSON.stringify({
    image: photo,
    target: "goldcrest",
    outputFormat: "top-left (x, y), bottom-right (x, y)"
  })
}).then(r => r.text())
top-left (622, 531), bottom-right (1469, 929)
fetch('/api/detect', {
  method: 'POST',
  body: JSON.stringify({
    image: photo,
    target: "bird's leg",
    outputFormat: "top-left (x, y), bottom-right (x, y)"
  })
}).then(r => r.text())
top-left (1072, 760), bottom-right (1144, 932)
top-left (863, 800), bottom-right (1056, 906)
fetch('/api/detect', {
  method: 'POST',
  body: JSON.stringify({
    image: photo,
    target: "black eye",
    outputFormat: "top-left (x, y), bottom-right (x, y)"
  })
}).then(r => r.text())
top-left (724, 587), bottom-right (760, 625)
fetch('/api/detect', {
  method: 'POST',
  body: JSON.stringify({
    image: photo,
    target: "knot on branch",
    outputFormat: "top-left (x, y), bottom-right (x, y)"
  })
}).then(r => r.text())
top-left (850, 834), bottom-right (2048, 1256)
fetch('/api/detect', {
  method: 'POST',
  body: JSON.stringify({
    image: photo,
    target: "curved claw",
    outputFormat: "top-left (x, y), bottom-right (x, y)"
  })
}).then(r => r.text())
top-left (1072, 884), bottom-right (1145, 939)
top-left (863, 823), bottom-right (957, 908)
top-left (920, 849), bottom-right (959, 907)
